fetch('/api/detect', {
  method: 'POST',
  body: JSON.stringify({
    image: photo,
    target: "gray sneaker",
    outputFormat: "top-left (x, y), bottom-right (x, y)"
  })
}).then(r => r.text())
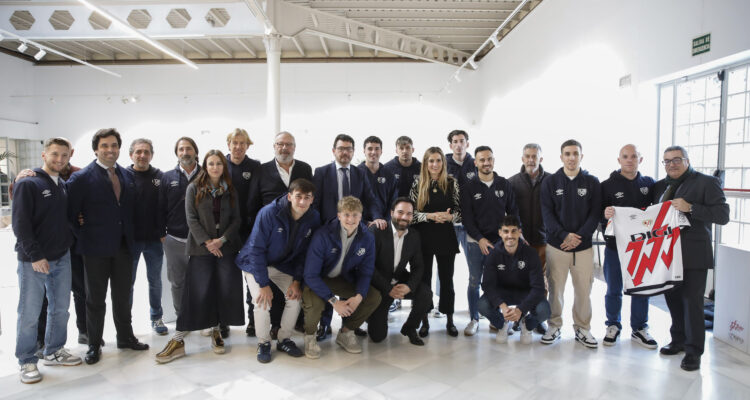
top-left (43, 348), bottom-right (82, 366)
top-left (335, 330), bottom-right (362, 353)
top-left (151, 318), bottom-right (169, 335)
top-left (304, 334), bottom-right (321, 359)
top-left (20, 363), bottom-right (42, 384)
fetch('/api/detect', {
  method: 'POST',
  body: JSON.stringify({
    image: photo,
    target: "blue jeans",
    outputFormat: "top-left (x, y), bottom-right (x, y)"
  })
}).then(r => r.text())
top-left (603, 247), bottom-right (649, 330)
top-left (131, 240), bottom-right (164, 320)
top-left (465, 241), bottom-right (486, 321)
top-left (477, 294), bottom-right (550, 330)
top-left (15, 252), bottom-right (71, 365)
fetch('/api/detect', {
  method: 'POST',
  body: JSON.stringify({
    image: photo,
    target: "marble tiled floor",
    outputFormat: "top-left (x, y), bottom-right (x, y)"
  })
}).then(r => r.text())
top-left (1, 230), bottom-right (749, 399)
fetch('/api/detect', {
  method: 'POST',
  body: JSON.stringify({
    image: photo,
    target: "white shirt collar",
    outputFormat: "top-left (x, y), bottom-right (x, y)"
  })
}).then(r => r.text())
top-left (96, 160), bottom-right (114, 170)
top-left (334, 161), bottom-right (350, 171)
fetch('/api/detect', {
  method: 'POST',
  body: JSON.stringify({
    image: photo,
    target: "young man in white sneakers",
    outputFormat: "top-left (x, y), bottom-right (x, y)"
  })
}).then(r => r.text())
top-left (301, 196), bottom-right (381, 358)
top-left (13, 138), bottom-right (82, 383)
top-left (600, 145), bottom-right (657, 349)
top-left (478, 215), bottom-right (549, 344)
top-left (540, 140), bottom-right (601, 348)
top-left (236, 179), bottom-right (320, 363)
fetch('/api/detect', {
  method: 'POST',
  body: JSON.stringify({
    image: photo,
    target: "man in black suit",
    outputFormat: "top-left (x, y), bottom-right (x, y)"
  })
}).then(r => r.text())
top-left (653, 145), bottom-right (729, 371)
top-left (67, 129), bottom-right (149, 365)
top-left (366, 197), bottom-right (432, 345)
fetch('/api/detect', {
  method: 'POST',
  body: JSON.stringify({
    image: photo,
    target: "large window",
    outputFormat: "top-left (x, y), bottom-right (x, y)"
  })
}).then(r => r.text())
top-left (657, 61), bottom-right (750, 251)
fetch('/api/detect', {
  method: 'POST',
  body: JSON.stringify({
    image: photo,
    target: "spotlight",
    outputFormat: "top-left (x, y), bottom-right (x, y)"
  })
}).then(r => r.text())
top-left (34, 49), bottom-right (46, 61)
top-left (121, 96), bottom-right (129, 104)
top-left (454, 74), bottom-right (462, 83)
top-left (18, 42), bottom-right (28, 53)
top-left (490, 35), bottom-right (500, 47)
top-left (468, 58), bottom-right (478, 70)
top-left (130, 96), bottom-right (138, 103)
top-left (418, 94), bottom-right (423, 102)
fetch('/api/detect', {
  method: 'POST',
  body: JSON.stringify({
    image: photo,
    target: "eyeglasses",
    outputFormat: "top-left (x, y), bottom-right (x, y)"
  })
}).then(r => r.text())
top-left (335, 146), bottom-right (354, 153)
top-left (274, 142), bottom-right (294, 148)
top-left (662, 157), bottom-right (687, 165)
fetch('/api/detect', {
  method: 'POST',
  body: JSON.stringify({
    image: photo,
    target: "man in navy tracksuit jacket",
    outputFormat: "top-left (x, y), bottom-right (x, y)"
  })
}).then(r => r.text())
top-left (13, 138), bottom-right (80, 382)
top-left (478, 215), bottom-right (549, 344)
top-left (159, 137), bottom-right (201, 320)
top-left (301, 197), bottom-right (381, 358)
top-left (236, 179), bottom-right (320, 363)
top-left (460, 145), bottom-right (519, 334)
top-left (67, 129), bottom-right (149, 365)
top-left (599, 144), bottom-right (657, 349)
top-left (127, 138), bottom-right (167, 335)
top-left (540, 139), bottom-right (601, 348)
top-left (357, 136), bottom-right (398, 222)
top-left (383, 136), bottom-right (421, 198)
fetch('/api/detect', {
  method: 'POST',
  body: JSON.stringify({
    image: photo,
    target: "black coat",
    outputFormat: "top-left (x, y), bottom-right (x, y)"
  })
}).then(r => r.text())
top-left (653, 171), bottom-right (729, 270)
top-left (508, 166), bottom-right (550, 246)
top-left (369, 223), bottom-right (426, 295)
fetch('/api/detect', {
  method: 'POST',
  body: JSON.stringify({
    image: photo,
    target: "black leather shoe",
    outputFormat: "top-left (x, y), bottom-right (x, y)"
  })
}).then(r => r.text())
top-left (446, 323), bottom-right (459, 337)
top-left (418, 320), bottom-right (430, 338)
top-left (116, 337), bottom-right (149, 351)
top-left (354, 328), bottom-right (368, 337)
top-left (85, 346), bottom-right (101, 365)
top-left (660, 342), bottom-right (685, 355)
top-left (681, 354), bottom-right (701, 371)
top-left (315, 324), bottom-right (331, 342)
top-left (220, 325), bottom-right (230, 339)
top-left (246, 322), bottom-right (256, 337)
top-left (534, 322), bottom-right (548, 335)
top-left (401, 325), bottom-right (425, 346)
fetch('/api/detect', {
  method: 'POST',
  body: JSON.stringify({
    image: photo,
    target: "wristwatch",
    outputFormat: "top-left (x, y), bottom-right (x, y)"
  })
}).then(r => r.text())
top-left (688, 204), bottom-right (693, 213)
top-left (328, 296), bottom-right (338, 305)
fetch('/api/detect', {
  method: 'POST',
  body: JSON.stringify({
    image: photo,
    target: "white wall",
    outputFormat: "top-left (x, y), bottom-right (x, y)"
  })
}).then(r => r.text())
top-left (19, 61), bottom-right (477, 170)
top-left (0, 55), bottom-right (38, 140)
top-left (471, 0), bottom-right (750, 179)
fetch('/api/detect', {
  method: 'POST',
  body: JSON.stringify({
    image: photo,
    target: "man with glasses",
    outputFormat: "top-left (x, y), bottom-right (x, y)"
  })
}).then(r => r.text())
top-left (653, 146), bottom-right (728, 371)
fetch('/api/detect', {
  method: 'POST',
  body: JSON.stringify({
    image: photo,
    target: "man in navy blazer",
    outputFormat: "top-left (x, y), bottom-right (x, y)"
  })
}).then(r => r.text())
top-left (67, 128), bottom-right (149, 365)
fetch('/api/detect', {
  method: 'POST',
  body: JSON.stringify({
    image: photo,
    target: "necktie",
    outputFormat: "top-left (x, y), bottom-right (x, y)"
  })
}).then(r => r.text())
top-left (340, 167), bottom-right (350, 197)
top-left (108, 167), bottom-right (121, 201)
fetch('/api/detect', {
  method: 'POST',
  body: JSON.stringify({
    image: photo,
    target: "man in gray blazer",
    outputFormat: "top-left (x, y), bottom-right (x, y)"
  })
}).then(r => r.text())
top-left (653, 145), bottom-right (729, 371)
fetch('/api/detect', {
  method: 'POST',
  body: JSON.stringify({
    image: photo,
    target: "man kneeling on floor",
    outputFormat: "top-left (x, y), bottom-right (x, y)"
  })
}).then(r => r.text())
top-left (302, 196), bottom-right (381, 358)
top-left (478, 215), bottom-right (550, 344)
top-left (236, 178), bottom-right (321, 363)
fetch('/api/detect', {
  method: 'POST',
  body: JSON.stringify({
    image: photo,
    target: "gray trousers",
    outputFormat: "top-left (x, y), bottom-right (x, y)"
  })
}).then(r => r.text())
top-left (163, 236), bottom-right (189, 318)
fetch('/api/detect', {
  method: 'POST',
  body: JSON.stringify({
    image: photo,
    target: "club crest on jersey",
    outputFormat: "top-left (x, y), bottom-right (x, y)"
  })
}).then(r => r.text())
top-left (641, 219), bottom-right (653, 228)
top-left (394, 174), bottom-right (400, 180)
top-left (555, 189), bottom-right (564, 196)
top-left (466, 171), bottom-right (475, 179)
top-left (152, 178), bottom-right (161, 187)
top-left (640, 187), bottom-right (649, 195)
top-left (277, 227), bottom-right (284, 233)
top-left (356, 248), bottom-right (366, 256)
top-left (577, 188), bottom-right (587, 197)
top-left (242, 172), bottom-right (252, 180)
top-left (497, 264), bottom-right (506, 271)
top-left (474, 193), bottom-right (482, 200)
top-left (517, 261), bottom-right (526, 270)
top-left (170, 181), bottom-right (179, 187)
top-left (615, 192), bottom-right (624, 199)
top-left (495, 190), bottom-right (504, 198)
top-left (42, 189), bottom-right (52, 198)
top-left (378, 177), bottom-right (386, 184)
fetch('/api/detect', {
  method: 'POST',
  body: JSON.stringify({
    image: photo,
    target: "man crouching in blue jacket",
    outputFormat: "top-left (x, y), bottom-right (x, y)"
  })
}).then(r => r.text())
top-left (236, 178), bottom-right (320, 363)
top-left (302, 196), bottom-right (381, 359)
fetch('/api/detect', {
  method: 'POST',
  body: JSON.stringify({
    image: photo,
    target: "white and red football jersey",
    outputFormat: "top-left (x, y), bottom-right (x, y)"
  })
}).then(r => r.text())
top-left (604, 201), bottom-right (691, 296)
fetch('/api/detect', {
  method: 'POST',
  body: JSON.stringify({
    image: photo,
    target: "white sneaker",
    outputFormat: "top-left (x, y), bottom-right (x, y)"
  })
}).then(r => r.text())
top-left (20, 363), bottom-right (42, 384)
top-left (304, 334), bottom-right (321, 359)
top-left (464, 320), bottom-right (479, 336)
top-left (575, 327), bottom-right (598, 349)
top-left (603, 325), bottom-right (620, 346)
top-left (631, 328), bottom-right (658, 349)
top-left (541, 326), bottom-right (561, 344)
top-left (495, 325), bottom-right (508, 344)
top-left (430, 309), bottom-right (444, 318)
top-left (336, 330), bottom-right (362, 354)
top-left (520, 321), bottom-right (532, 345)
top-left (43, 348), bottom-right (82, 366)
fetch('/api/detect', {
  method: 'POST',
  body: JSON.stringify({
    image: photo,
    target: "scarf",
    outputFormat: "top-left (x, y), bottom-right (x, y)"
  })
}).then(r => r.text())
top-left (661, 166), bottom-right (694, 201)
top-left (208, 180), bottom-right (228, 198)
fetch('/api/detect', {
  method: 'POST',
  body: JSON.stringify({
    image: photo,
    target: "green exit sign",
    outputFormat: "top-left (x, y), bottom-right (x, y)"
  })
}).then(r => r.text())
top-left (692, 33), bottom-right (711, 56)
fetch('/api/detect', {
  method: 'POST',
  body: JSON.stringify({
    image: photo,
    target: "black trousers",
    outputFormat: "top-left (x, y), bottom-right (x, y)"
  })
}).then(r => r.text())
top-left (367, 283), bottom-right (433, 342)
top-left (665, 268), bottom-right (708, 356)
top-left (421, 250), bottom-right (456, 315)
top-left (36, 250), bottom-right (87, 344)
top-left (83, 241), bottom-right (134, 347)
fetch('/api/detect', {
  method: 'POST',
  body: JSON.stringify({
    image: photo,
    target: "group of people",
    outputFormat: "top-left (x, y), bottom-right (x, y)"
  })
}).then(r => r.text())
top-left (12, 127), bottom-right (729, 384)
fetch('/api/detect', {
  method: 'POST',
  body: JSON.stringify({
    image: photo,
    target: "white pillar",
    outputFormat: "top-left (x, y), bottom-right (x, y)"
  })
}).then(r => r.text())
top-left (264, 33), bottom-right (282, 135)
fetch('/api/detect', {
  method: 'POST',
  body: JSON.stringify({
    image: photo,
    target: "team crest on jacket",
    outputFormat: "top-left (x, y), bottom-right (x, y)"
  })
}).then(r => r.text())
top-left (495, 190), bottom-right (504, 198)
top-left (466, 171), bottom-right (475, 179)
top-left (394, 174), bottom-right (400, 180)
top-left (555, 189), bottom-right (564, 196)
top-left (170, 180), bottom-right (179, 187)
top-left (615, 192), bottom-right (624, 199)
top-left (242, 172), bottom-right (252, 180)
top-left (42, 189), bottom-right (52, 198)
top-left (152, 178), bottom-right (161, 187)
top-left (474, 193), bottom-right (482, 200)
top-left (518, 261), bottom-right (526, 270)
top-left (277, 227), bottom-right (284, 233)
top-left (640, 187), bottom-right (649, 195)
top-left (305, 229), bottom-right (312, 238)
top-left (378, 177), bottom-right (386, 184)
top-left (497, 264), bottom-right (506, 271)
top-left (356, 248), bottom-right (366, 256)
top-left (577, 188), bottom-right (587, 197)
top-left (331, 248), bottom-right (338, 254)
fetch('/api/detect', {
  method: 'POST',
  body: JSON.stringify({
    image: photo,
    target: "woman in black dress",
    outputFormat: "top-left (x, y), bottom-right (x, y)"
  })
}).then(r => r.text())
top-left (409, 147), bottom-right (461, 337)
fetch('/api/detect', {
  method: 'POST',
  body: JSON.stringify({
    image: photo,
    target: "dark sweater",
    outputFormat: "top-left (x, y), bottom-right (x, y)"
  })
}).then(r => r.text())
top-left (540, 167), bottom-right (601, 251)
top-left (128, 165), bottom-right (164, 241)
top-left (446, 152), bottom-right (476, 187)
top-left (226, 154), bottom-right (262, 241)
top-left (12, 168), bottom-right (73, 262)
top-left (508, 165), bottom-right (550, 246)
top-left (600, 170), bottom-right (655, 249)
top-left (481, 243), bottom-right (545, 314)
top-left (460, 172), bottom-right (519, 244)
top-left (357, 162), bottom-right (398, 222)
top-left (383, 156), bottom-right (422, 198)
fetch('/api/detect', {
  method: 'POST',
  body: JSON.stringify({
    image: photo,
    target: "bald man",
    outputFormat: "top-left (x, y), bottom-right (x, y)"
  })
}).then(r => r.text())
top-left (600, 145), bottom-right (656, 349)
